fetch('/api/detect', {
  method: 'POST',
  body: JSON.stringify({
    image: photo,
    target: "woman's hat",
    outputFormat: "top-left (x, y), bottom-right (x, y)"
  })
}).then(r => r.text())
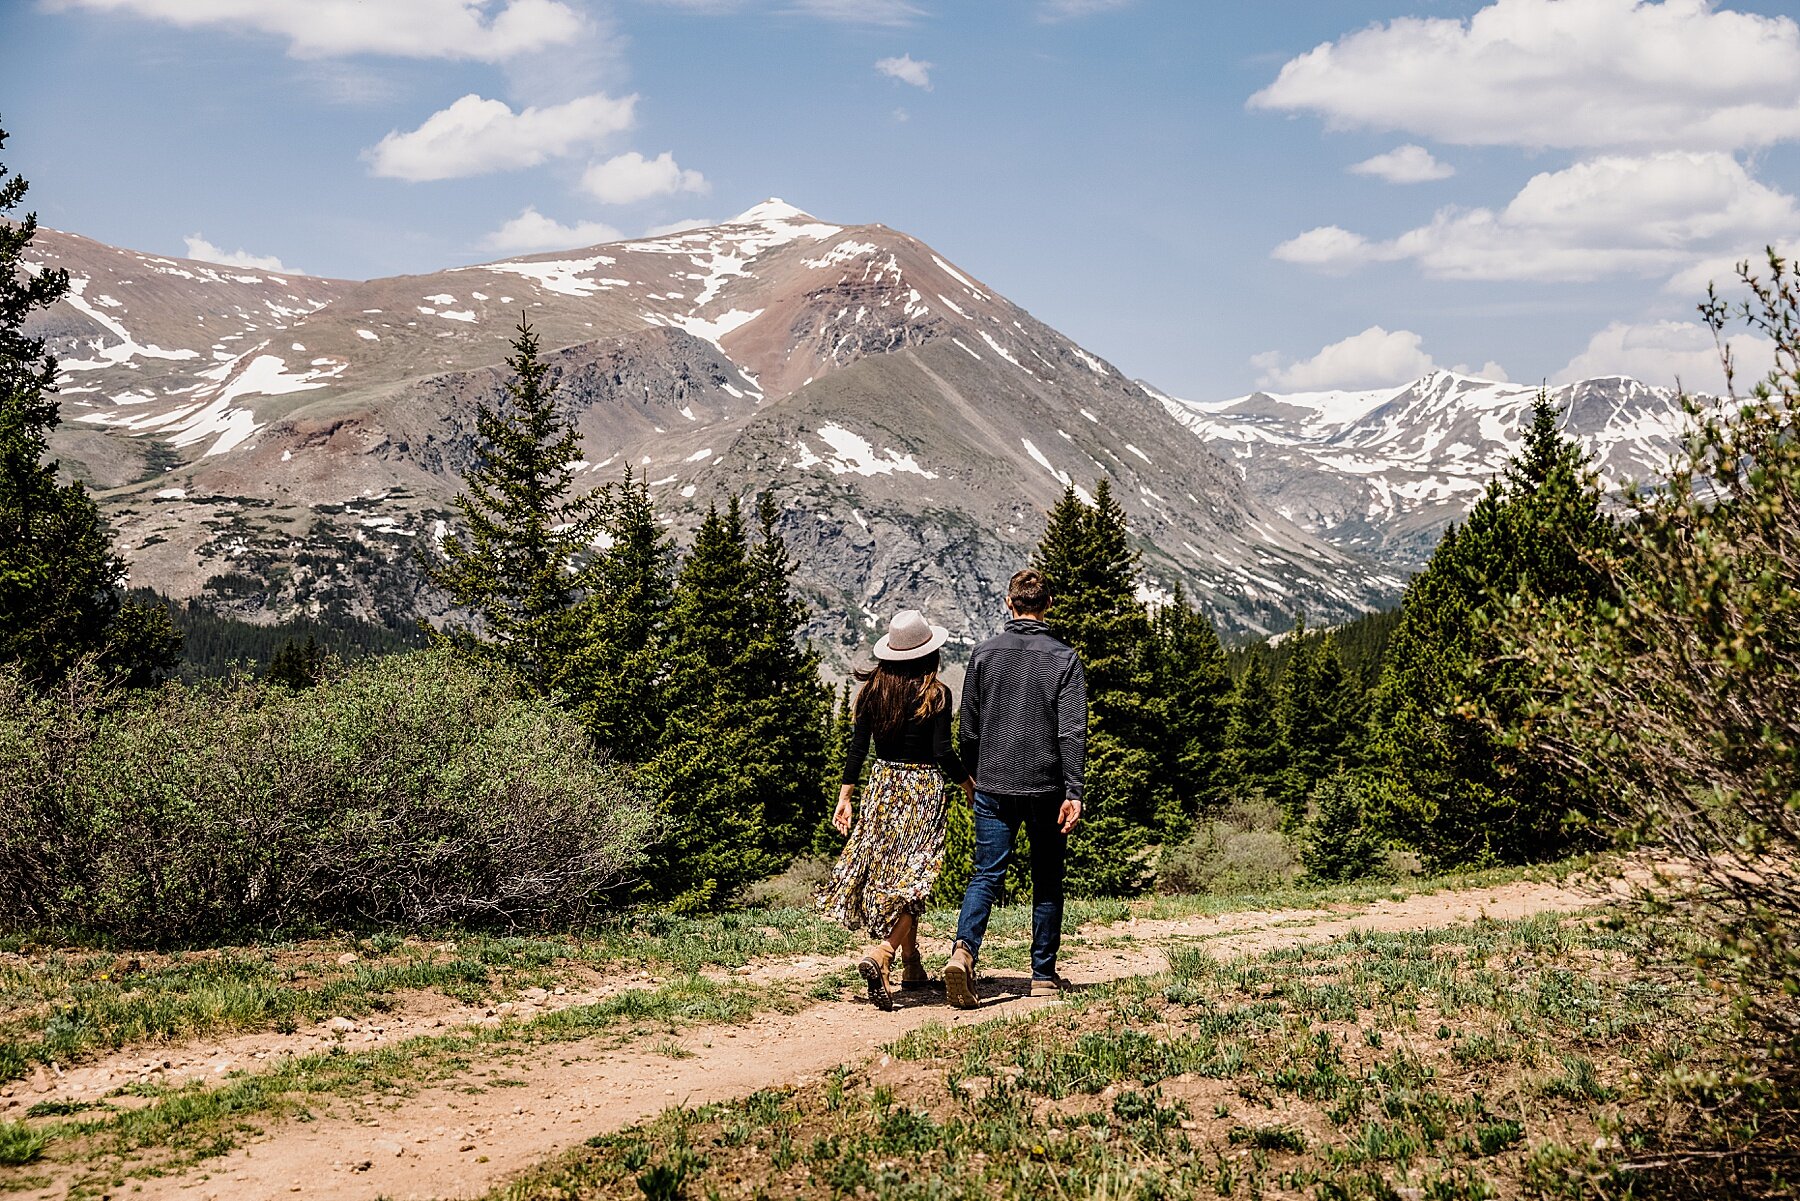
top-left (874, 608), bottom-right (950, 661)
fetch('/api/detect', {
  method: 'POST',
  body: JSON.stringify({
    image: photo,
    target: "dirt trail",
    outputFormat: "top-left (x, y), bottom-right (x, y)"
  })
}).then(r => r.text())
top-left (20, 877), bottom-right (1601, 1201)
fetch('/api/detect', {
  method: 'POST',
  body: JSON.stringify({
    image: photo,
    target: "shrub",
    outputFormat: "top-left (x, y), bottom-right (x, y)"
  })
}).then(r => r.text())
top-left (1156, 796), bottom-right (1300, 895)
top-left (0, 649), bottom-right (660, 943)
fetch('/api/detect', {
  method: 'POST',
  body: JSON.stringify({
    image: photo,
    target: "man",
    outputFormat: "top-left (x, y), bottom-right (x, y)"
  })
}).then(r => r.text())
top-left (944, 567), bottom-right (1087, 1008)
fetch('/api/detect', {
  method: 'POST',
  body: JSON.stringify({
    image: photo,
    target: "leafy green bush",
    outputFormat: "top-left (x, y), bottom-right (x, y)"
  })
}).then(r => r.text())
top-left (0, 649), bottom-right (659, 943)
top-left (1156, 797), bottom-right (1300, 895)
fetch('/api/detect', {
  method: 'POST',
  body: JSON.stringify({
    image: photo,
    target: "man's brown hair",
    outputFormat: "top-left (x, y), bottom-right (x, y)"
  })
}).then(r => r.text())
top-left (1007, 568), bottom-right (1052, 615)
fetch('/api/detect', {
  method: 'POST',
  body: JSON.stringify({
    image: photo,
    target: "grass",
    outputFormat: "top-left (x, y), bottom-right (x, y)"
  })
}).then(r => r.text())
top-left (0, 904), bottom-right (862, 1087)
top-left (476, 910), bottom-right (1721, 1200)
top-left (0, 859), bottom-right (1599, 1193)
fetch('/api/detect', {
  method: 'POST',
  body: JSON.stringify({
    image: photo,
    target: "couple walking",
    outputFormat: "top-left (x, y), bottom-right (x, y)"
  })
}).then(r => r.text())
top-left (817, 568), bottom-right (1086, 1011)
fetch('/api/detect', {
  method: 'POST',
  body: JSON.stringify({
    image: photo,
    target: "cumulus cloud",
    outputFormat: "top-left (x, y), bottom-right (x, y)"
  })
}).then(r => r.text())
top-left (367, 92), bottom-right (636, 182)
top-left (1275, 152), bottom-right (1800, 284)
top-left (183, 234), bottom-right (297, 274)
top-left (48, 0), bottom-right (583, 61)
top-left (1348, 144), bottom-right (1454, 184)
top-left (644, 218), bottom-right (716, 237)
top-left (1554, 319), bottom-right (1768, 391)
top-left (482, 208), bottom-right (624, 254)
top-left (875, 54), bottom-right (931, 90)
top-left (1250, 0), bottom-right (1800, 152)
top-left (1252, 326), bottom-right (1439, 391)
top-left (1450, 360), bottom-right (1512, 383)
top-left (580, 151), bottom-right (709, 205)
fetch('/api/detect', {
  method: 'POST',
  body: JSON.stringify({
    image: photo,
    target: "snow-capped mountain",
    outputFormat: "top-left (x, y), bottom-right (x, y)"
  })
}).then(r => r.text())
top-left (28, 201), bottom-right (1402, 653)
top-left (1153, 371), bottom-right (1695, 569)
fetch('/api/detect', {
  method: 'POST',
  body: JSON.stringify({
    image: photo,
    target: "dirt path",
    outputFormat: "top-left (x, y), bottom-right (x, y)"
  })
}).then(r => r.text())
top-left (27, 877), bottom-right (1600, 1201)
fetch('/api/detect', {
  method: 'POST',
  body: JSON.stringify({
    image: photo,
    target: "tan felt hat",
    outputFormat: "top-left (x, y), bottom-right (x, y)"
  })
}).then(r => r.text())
top-left (874, 608), bottom-right (950, 661)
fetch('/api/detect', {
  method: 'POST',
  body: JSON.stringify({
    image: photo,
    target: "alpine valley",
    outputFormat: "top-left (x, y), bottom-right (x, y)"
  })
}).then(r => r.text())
top-left (26, 200), bottom-right (1693, 654)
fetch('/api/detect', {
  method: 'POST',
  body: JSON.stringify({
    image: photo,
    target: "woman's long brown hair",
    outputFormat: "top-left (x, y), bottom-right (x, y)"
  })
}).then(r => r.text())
top-left (852, 651), bottom-right (947, 738)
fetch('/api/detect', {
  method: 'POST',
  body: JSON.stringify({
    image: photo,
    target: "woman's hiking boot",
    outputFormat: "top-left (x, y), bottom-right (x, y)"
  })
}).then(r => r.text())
top-left (898, 951), bottom-right (930, 990)
top-left (944, 941), bottom-right (979, 1009)
top-left (858, 943), bottom-right (896, 1011)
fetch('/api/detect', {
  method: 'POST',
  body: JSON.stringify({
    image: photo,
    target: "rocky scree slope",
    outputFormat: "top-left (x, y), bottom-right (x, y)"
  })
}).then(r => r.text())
top-left (28, 201), bottom-right (1400, 654)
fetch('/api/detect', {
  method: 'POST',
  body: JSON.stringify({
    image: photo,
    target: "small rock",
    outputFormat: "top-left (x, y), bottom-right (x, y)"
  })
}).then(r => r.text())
top-left (349, 1160), bottom-right (373, 1173)
top-left (326, 1017), bottom-right (358, 1034)
top-left (336, 952), bottom-right (359, 966)
top-left (373, 1138), bottom-right (405, 1158)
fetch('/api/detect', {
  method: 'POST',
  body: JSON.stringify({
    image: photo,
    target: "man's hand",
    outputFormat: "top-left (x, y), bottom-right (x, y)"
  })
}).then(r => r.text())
top-left (833, 785), bottom-right (854, 836)
top-left (1058, 798), bottom-right (1082, 835)
top-left (961, 778), bottom-right (976, 808)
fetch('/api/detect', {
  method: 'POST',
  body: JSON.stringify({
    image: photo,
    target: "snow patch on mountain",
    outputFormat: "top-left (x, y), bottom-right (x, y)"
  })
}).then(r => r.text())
top-left (794, 423), bottom-right (938, 479)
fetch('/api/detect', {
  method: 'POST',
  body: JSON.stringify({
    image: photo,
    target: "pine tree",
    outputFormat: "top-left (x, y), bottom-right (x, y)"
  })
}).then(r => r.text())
top-left (1301, 772), bottom-right (1386, 883)
top-left (1148, 584), bottom-right (1232, 829)
top-left (1223, 651), bottom-right (1285, 796)
top-left (1367, 392), bottom-right (1611, 867)
top-left (266, 634), bottom-right (326, 689)
top-left (0, 120), bottom-right (181, 687)
top-left (564, 466), bottom-right (674, 762)
top-left (1279, 626), bottom-right (1364, 812)
top-left (812, 680), bottom-right (854, 858)
top-left (427, 319), bottom-right (600, 695)
top-left (1032, 479), bottom-right (1158, 891)
top-left (742, 492), bottom-right (829, 862)
top-left (651, 496), bottom-right (826, 909)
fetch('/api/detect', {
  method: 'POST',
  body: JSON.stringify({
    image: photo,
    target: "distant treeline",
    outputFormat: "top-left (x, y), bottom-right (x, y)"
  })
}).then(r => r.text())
top-left (1227, 606), bottom-right (1401, 690)
top-left (124, 589), bottom-right (425, 680)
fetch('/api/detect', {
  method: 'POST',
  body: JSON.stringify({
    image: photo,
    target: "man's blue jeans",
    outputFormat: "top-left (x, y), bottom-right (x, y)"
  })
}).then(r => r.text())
top-left (954, 790), bottom-right (1067, 979)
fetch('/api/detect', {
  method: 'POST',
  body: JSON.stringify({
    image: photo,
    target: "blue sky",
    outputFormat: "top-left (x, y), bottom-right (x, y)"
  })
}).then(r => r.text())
top-left (5, 0), bottom-right (1800, 400)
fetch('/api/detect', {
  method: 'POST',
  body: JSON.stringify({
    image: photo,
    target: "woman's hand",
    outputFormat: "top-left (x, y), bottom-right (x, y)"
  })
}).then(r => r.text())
top-left (833, 784), bottom-right (855, 836)
top-left (961, 777), bottom-right (976, 807)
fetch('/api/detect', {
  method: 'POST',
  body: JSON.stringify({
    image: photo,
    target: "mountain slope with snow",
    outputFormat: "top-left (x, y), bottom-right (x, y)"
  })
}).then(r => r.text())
top-left (1154, 372), bottom-right (1694, 569)
top-left (29, 202), bottom-right (1400, 652)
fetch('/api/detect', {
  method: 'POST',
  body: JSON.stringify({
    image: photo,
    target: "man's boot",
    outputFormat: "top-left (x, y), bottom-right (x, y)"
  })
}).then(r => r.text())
top-left (944, 940), bottom-right (979, 1009)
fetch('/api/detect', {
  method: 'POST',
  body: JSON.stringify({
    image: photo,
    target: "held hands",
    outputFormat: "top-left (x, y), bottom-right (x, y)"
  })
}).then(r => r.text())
top-left (1058, 798), bottom-right (1082, 835)
top-left (962, 778), bottom-right (976, 807)
top-left (833, 784), bottom-right (855, 836)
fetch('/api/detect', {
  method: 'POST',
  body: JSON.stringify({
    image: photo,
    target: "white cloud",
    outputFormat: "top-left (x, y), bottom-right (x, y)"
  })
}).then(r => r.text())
top-left (580, 151), bottom-right (709, 205)
top-left (1450, 360), bottom-right (1512, 383)
top-left (482, 208), bottom-right (624, 254)
top-left (367, 92), bottom-right (636, 182)
top-left (1250, 0), bottom-right (1800, 152)
top-left (1276, 152), bottom-right (1800, 284)
top-left (644, 218), bottom-right (716, 237)
top-left (49, 0), bottom-right (583, 61)
top-left (1554, 319), bottom-right (1768, 391)
top-left (875, 54), bottom-right (932, 90)
top-left (1348, 144), bottom-right (1454, 184)
top-left (1252, 326), bottom-right (1439, 391)
top-left (183, 234), bottom-right (298, 274)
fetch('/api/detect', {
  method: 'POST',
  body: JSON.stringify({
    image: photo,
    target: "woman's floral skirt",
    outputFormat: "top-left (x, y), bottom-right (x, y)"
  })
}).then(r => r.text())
top-left (817, 760), bottom-right (948, 940)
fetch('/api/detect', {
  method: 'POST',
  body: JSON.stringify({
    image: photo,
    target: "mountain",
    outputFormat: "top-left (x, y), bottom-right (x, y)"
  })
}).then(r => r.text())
top-left (1153, 371), bottom-right (1693, 570)
top-left (26, 201), bottom-right (1402, 655)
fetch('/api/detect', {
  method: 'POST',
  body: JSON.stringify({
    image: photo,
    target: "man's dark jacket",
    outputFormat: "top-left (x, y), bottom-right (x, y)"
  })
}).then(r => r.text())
top-left (958, 617), bottom-right (1088, 802)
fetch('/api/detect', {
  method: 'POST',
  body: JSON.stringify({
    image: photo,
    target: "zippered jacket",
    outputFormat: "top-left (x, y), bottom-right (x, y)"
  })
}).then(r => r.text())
top-left (957, 617), bottom-right (1087, 801)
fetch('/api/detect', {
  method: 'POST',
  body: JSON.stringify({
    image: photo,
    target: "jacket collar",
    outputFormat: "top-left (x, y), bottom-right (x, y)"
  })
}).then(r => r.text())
top-left (1004, 617), bottom-right (1053, 636)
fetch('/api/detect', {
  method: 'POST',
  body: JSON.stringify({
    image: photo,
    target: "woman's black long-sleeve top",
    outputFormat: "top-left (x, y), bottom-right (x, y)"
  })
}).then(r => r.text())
top-left (841, 702), bottom-right (969, 786)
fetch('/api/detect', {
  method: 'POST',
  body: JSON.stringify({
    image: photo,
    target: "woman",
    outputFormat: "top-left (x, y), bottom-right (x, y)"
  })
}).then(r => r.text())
top-left (818, 609), bottom-right (974, 1010)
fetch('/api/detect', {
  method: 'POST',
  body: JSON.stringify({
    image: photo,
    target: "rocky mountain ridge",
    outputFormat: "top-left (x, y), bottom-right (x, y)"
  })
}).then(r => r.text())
top-left (1153, 371), bottom-right (1696, 570)
top-left (28, 201), bottom-right (1403, 655)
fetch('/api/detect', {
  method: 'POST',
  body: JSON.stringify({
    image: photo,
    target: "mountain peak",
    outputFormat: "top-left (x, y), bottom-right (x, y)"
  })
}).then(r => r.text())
top-left (728, 198), bottom-right (824, 226)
